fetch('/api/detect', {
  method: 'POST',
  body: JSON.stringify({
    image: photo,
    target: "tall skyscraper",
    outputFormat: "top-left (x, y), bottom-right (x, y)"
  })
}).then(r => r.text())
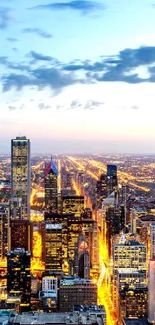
top-left (8, 219), bottom-right (32, 252)
top-left (7, 248), bottom-right (31, 310)
top-left (45, 157), bottom-right (58, 213)
top-left (148, 223), bottom-right (155, 323)
top-left (96, 174), bottom-right (107, 209)
top-left (11, 136), bottom-right (31, 219)
top-left (107, 164), bottom-right (118, 196)
top-left (0, 203), bottom-right (9, 258)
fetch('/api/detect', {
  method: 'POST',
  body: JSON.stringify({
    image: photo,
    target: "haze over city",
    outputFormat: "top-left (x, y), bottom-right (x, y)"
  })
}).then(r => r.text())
top-left (1, 0), bottom-right (155, 153)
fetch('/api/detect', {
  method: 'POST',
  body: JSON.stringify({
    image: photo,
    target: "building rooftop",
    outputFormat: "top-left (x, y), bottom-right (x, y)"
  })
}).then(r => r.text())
top-left (14, 312), bottom-right (105, 325)
top-left (123, 318), bottom-right (149, 325)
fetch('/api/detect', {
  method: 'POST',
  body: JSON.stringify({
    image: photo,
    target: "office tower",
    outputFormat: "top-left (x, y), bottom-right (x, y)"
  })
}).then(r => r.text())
top-left (0, 204), bottom-right (9, 258)
top-left (113, 240), bottom-right (147, 275)
top-left (107, 164), bottom-right (117, 196)
top-left (62, 196), bottom-right (84, 217)
top-left (148, 260), bottom-right (155, 323)
top-left (8, 219), bottom-right (32, 252)
top-left (117, 270), bottom-right (147, 318)
top-left (44, 213), bottom-right (68, 272)
top-left (11, 136), bottom-right (31, 219)
top-left (7, 248), bottom-right (31, 310)
top-left (59, 278), bottom-right (97, 312)
top-left (96, 174), bottom-right (107, 209)
top-left (148, 223), bottom-right (155, 323)
top-left (106, 205), bottom-right (120, 257)
top-left (45, 157), bottom-right (58, 213)
top-left (150, 223), bottom-right (155, 259)
top-left (40, 275), bottom-right (59, 312)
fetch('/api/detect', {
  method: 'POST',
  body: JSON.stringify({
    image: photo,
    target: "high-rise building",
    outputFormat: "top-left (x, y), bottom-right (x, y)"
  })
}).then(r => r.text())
top-left (45, 157), bottom-right (58, 213)
top-left (7, 248), bottom-right (31, 310)
top-left (0, 204), bottom-right (9, 258)
top-left (62, 196), bottom-right (84, 217)
top-left (8, 219), bottom-right (32, 252)
top-left (44, 213), bottom-right (68, 272)
top-left (59, 278), bottom-right (97, 312)
top-left (113, 241), bottom-right (147, 275)
top-left (107, 164), bottom-right (117, 196)
top-left (11, 136), bottom-right (31, 219)
top-left (117, 270), bottom-right (147, 318)
top-left (96, 174), bottom-right (107, 209)
top-left (148, 259), bottom-right (155, 323)
top-left (150, 223), bottom-right (155, 259)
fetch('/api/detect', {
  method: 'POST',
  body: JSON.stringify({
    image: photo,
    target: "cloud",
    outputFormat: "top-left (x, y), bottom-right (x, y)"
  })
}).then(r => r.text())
top-left (84, 100), bottom-right (104, 109)
top-left (64, 45), bottom-right (155, 83)
top-left (22, 28), bottom-right (53, 38)
top-left (7, 37), bottom-right (18, 42)
top-left (38, 103), bottom-right (51, 110)
top-left (70, 99), bottom-right (82, 109)
top-left (2, 67), bottom-right (79, 92)
top-left (28, 51), bottom-right (54, 62)
top-left (30, 0), bottom-right (103, 14)
top-left (69, 99), bottom-right (104, 110)
top-left (8, 105), bottom-right (17, 111)
top-left (131, 105), bottom-right (139, 110)
top-left (2, 45), bottom-right (155, 93)
top-left (0, 7), bottom-right (11, 29)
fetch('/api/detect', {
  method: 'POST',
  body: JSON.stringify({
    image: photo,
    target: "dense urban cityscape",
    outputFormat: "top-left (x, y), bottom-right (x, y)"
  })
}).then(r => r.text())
top-left (0, 136), bottom-right (154, 325)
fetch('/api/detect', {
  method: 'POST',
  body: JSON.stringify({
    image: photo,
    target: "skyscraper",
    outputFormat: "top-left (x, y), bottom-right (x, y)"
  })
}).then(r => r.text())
top-left (7, 248), bottom-right (31, 310)
top-left (45, 157), bottom-right (58, 213)
top-left (11, 136), bottom-right (31, 219)
top-left (148, 223), bottom-right (155, 323)
top-left (8, 219), bottom-right (32, 252)
top-left (107, 164), bottom-right (118, 196)
top-left (0, 203), bottom-right (9, 258)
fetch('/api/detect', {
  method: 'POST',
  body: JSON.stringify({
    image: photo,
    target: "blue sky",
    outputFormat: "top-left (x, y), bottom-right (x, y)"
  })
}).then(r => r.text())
top-left (0, 0), bottom-right (155, 153)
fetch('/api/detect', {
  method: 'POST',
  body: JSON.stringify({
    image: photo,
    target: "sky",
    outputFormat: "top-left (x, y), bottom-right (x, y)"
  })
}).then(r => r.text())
top-left (0, 0), bottom-right (155, 154)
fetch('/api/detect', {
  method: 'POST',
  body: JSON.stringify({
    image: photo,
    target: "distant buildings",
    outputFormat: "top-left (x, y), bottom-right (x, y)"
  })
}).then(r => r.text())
top-left (11, 136), bottom-right (31, 219)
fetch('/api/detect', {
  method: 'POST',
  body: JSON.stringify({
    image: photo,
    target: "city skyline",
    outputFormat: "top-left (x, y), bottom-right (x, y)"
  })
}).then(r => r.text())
top-left (1, 0), bottom-right (155, 153)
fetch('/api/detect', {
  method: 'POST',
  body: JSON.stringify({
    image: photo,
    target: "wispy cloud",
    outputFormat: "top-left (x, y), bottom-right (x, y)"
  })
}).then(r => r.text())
top-left (0, 7), bottom-right (11, 29)
top-left (2, 45), bottom-right (155, 93)
top-left (28, 51), bottom-right (55, 62)
top-left (7, 37), bottom-right (18, 42)
top-left (22, 28), bottom-right (53, 39)
top-left (30, 0), bottom-right (104, 15)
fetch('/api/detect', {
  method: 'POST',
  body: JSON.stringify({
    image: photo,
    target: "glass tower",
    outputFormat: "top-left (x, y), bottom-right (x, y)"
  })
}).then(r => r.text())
top-left (45, 157), bottom-right (58, 213)
top-left (11, 136), bottom-right (31, 219)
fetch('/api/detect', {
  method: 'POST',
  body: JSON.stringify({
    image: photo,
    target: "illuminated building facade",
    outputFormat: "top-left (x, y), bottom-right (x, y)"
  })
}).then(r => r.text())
top-left (45, 157), bottom-right (58, 213)
top-left (44, 214), bottom-right (68, 271)
top-left (44, 213), bottom-right (97, 276)
top-left (96, 174), bottom-right (107, 209)
top-left (0, 204), bottom-right (9, 258)
top-left (119, 287), bottom-right (148, 318)
top-left (8, 219), bottom-right (32, 252)
top-left (148, 259), bottom-right (155, 323)
top-left (7, 248), bottom-right (31, 310)
top-left (150, 223), bottom-right (155, 259)
top-left (117, 270), bottom-right (148, 318)
top-left (107, 164), bottom-right (117, 196)
top-left (11, 136), bottom-right (31, 220)
top-left (62, 196), bottom-right (84, 217)
top-left (40, 276), bottom-right (58, 312)
top-left (59, 278), bottom-right (97, 312)
top-left (113, 241), bottom-right (147, 275)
